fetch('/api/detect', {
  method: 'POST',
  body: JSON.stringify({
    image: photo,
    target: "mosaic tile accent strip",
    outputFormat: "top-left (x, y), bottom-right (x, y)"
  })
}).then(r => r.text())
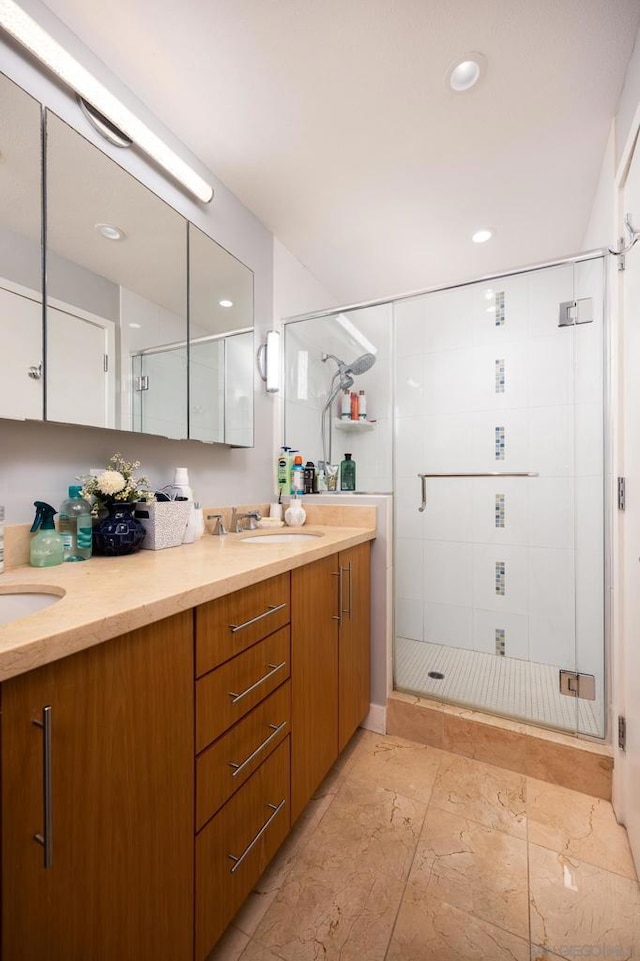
top-left (495, 493), bottom-right (505, 528)
top-left (495, 628), bottom-right (506, 656)
top-left (495, 358), bottom-right (505, 393)
top-left (394, 636), bottom-right (603, 735)
top-left (495, 290), bottom-right (505, 326)
top-left (495, 561), bottom-right (506, 596)
top-left (495, 426), bottom-right (505, 461)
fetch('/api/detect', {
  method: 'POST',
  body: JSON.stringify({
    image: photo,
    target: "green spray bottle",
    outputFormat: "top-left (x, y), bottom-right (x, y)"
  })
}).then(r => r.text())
top-left (30, 501), bottom-right (64, 568)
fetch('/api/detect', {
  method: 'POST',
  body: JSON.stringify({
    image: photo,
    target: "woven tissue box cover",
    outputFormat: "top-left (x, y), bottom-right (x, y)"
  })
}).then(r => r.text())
top-left (135, 501), bottom-right (191, 550)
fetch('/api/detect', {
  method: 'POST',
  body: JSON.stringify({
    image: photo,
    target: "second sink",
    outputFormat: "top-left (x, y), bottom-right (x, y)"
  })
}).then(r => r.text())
top-left (240, 532), bottom-right (323, 544)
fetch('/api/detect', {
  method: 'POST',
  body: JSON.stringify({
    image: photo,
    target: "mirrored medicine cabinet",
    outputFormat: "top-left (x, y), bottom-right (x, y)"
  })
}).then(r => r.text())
top-left (0, 70), bottom-right (254, 447)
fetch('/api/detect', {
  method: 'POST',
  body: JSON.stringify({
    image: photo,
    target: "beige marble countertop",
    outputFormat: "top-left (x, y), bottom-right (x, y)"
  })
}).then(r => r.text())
top-left (0, 523), bottom-right (375, 683)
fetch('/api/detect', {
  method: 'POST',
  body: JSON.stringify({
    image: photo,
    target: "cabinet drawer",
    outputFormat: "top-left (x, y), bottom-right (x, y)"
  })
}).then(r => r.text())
top-left (195, 737), bottom-right (290, 960)
top-left (196, 626), bottom-right (290, 752)
top-left (196, 681), bottom-right (290, 830)
top-left (195, 572), bottom-right (290, 677)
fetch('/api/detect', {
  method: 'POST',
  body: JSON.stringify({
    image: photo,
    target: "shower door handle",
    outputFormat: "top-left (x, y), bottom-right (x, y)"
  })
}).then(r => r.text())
top-left (418, 472), bottom-right (538, 512)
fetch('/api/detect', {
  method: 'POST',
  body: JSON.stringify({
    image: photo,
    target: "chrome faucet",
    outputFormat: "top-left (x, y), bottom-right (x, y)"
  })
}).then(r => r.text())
top-left (231, 508), bottom-right (262, 532)
top-left (207, 513), bottom-right (227, 536)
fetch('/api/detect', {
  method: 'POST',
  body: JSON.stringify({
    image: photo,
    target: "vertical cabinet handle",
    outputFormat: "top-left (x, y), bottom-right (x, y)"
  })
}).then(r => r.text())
top-left (332, 569), bottom-right (343, 626)
top-left (345, 561), bottom-right (353, 619)
top-left (32, 705), bottom-right (53, 869)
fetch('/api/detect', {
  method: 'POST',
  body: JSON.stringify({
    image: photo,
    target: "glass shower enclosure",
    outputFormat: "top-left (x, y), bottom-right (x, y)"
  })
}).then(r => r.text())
top-left (393, 255), bottom-right (606, 738)
top-left (283, 251), bottom-right (607, 739)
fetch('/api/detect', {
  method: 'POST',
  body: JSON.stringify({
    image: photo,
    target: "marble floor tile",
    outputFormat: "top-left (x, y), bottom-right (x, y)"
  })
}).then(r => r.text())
top-left (411, 806), bottom-right (530, 938)
top-left (529, 843), bottom-right (640, 960)
top-left (430, 752), bottom-right (527, 838)
top-left (240, 940), bottom-right (288, 961)
top-left (251, 865), bottom-right (405, 961)
top-left (386, 881), bottom-right (530, 961)
top-left (205, 923), bottom-right (250, 961)
top-left (298, 774), bottom-right (427, 881)
top-left (346, 730), bottom-right (443, 803)
top-left (526, 778), bottom-right (637, 880)
top-left (255, 792), bottom-right (336, 895)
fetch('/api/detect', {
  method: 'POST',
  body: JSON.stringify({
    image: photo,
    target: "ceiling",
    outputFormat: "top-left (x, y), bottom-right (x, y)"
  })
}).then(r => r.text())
top-left (39, 0), bottom-right (640, 304)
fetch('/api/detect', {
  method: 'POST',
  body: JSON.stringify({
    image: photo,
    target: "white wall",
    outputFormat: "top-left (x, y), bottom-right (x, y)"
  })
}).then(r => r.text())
top-left (0, 30), bottom-right (275, 523)
top-left (580, 18), bottom-right (640, 815)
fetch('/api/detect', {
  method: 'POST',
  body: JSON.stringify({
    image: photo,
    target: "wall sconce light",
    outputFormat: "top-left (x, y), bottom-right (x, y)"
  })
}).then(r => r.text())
top-left (0, 0), bottom-right (214, 203)
top-left (257, 330), bottom-right (281, 393)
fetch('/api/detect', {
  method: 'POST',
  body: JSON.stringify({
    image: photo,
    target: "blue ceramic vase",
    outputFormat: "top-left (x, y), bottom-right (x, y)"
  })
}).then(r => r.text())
top-left (92, 502), bottom-right (146, 556)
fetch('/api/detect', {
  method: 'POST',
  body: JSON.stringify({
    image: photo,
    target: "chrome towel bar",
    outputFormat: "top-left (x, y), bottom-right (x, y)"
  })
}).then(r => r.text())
top-left (418, 472), bottom-right (538, 512)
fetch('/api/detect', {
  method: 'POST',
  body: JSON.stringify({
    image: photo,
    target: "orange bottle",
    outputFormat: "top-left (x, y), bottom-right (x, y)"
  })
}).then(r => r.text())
top-left (350, 391), bottom-right (359, 420)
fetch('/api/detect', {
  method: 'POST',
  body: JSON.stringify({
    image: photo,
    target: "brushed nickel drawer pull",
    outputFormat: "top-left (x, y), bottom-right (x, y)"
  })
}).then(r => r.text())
top-left (229, 721), bottom-right (288, 778)
top-left (228, 799), bottom-right (286, 874)
top-left (229, 602), bottom-right (287, 633)
top-left (229, 662), bottom-right (286, 704)
top-left (332, 568), bottom-right (343, 626)
top-left (33, 705), bottom-right (53, 869)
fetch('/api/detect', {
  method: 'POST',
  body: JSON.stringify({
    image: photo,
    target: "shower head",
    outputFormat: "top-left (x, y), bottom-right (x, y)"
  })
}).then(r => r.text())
top-left (321, 351), bottom-right (376, 378)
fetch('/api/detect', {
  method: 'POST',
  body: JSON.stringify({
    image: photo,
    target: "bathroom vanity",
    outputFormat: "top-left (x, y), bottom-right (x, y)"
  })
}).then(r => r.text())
top-left (0, 522), bottom-right (373, 960)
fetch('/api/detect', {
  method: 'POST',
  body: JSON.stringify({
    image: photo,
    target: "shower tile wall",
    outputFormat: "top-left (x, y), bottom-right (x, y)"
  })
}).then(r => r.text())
top-left (394, 260), bottom-right (604, 733)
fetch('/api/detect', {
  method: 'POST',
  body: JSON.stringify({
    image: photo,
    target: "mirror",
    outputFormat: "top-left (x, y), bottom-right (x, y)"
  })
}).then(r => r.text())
top-left (188, 225), bottom-right (254, 446)
top-left (0, 72), bottom-right (43, 421)
top-left (45, 110), bottom-right (188, 438)
top-left (0, 74), bottom-right (255, 447)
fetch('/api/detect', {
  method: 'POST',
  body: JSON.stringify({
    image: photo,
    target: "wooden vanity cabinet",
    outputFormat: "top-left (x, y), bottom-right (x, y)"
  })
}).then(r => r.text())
top-left (0, 538), bottom-right (372, 961)
top-left (194, 573), bottom-right (293, 960)
top-left (1, 611), bottom-right (194, 961)
top-left (291, 540), bottom-right (371, 821)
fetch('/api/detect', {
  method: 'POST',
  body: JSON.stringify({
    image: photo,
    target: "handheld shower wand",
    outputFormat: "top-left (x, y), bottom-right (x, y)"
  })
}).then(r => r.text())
top-left (320, 351), bottom-right (376, 467)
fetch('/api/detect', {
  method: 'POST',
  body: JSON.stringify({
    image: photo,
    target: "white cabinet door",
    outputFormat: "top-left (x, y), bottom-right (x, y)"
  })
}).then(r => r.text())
top-left (47, 306), bottom-right (109, 427)
top-left (0, 283), bottom-right (43, 420)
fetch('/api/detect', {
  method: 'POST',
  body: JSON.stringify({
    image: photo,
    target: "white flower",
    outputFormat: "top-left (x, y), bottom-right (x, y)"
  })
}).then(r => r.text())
top-left (97, 470), bottom-right (126, 495)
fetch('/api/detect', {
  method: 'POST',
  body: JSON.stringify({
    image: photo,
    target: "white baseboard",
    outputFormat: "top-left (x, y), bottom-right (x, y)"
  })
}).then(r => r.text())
top-left (361, 702), bottom-right (386, 734)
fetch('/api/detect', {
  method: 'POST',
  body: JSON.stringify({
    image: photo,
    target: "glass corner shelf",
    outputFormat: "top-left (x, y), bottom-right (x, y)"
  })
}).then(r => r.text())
top-left (333, 418), bottom-right (376, 432)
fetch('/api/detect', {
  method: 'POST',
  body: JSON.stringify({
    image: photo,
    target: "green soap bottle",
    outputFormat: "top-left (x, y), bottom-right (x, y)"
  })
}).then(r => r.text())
top-left (340, 453), bottom-right (356, 492)
top-left (30, 501), bottom-right (65, 568)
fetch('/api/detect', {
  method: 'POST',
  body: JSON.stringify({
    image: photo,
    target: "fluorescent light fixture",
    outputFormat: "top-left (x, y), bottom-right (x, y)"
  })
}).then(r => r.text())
top-left (218, 299), bottom-right (233, 308)
top-left (335, 313), bottom-right (378, 356)
top-left (0, 0), bottom-right (214, 203)
top-left (472, 228), bottom-right (493, 244)
top-left (257, 329), bottom-right (281, 393)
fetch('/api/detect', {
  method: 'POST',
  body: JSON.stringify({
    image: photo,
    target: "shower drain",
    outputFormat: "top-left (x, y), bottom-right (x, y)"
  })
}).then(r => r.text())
top-left (427, 671), bottom-right (445, 680)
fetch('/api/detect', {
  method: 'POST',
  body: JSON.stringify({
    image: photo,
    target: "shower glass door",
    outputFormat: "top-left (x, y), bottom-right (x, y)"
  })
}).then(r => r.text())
top-left (393, 255), bottom-right (605, 737)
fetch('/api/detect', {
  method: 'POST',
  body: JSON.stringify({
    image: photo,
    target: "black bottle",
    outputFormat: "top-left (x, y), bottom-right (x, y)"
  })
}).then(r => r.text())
top-left (303, 461), bottom-right (316, 494)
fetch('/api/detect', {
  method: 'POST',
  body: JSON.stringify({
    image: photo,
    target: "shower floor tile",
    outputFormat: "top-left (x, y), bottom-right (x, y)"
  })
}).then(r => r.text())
top-left (395, 637), bottom-right (603, 736)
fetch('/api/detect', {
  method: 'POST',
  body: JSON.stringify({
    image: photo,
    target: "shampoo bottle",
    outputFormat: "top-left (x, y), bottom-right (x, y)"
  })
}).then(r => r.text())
top-left (30, 501), bottom-right (65, 568)
top-left (291, 454), bottom-right (304, 494)
top-left (340, 453), bottom-right (356, 492)
top-left (59, 485), bottom-right (92, 561)
top-left (277, 446), bottom-right (290, 495)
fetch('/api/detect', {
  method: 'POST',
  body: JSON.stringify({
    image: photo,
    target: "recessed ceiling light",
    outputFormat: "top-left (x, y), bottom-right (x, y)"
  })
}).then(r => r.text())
top-left (218, 299), bottom-right (233, 308)
top-left (447, 53), bottom-right (486, 92)
top-left (472, 228), bottom-right (493, 244)
top-left (128, 322), bottom-right (142, 329)
top-left (95, 222), bottom-right (124, 241)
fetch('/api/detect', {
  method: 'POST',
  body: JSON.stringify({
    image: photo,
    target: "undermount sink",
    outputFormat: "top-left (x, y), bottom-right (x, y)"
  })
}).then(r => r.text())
top-left (240, 532), bottom-right (323, 544)
top-left (0, 590), bottom-right (63, 627)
